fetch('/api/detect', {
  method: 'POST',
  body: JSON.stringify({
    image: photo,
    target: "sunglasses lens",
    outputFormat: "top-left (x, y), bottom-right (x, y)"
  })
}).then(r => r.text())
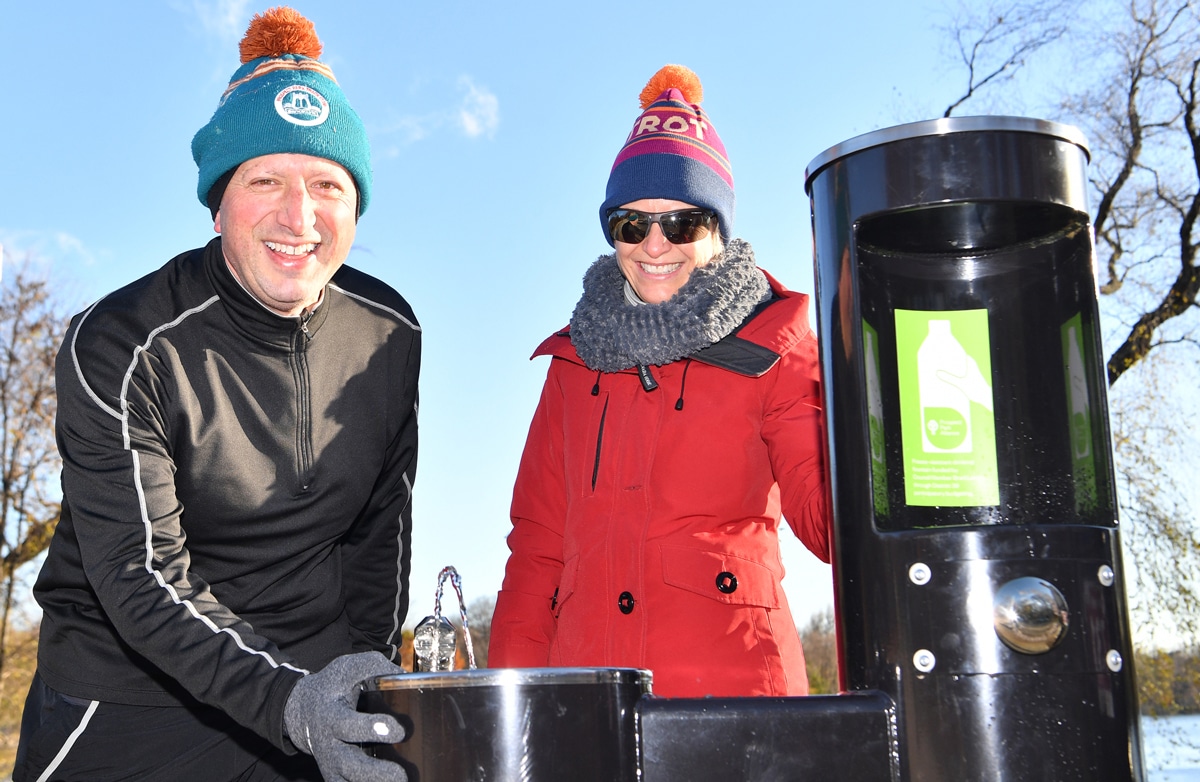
top-left (661, 211), bottom-right (712, 244)
top-left (608, 211), bottom-right (649, 244)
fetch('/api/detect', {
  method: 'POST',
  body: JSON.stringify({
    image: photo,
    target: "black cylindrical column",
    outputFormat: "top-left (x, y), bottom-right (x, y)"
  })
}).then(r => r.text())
top-left (805, 117), bottom-right (1144, 781)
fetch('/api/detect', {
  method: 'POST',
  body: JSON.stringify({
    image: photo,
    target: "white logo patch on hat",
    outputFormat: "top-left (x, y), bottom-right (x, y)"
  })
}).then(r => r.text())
top-left (274, 85), bottom-right (330, 126)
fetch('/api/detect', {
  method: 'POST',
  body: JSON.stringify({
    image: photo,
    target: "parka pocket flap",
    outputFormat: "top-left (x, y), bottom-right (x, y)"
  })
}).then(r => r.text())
top-left (661, 545), bottom-right (781, 608)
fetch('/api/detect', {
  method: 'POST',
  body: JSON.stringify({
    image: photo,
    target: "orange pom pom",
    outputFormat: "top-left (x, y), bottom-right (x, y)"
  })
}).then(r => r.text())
top-left (239, 6), bottom-right (323, 63)
top-left (638, 65), bottom-right (703, 109)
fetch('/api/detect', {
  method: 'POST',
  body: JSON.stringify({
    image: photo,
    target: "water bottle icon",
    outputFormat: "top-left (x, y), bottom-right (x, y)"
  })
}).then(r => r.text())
top-left (917, 320), bottom-right (974, 453)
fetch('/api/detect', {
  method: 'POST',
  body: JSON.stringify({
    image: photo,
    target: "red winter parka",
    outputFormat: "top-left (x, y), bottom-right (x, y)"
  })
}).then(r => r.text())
top-left (489, 270), bottom-right (831, 697)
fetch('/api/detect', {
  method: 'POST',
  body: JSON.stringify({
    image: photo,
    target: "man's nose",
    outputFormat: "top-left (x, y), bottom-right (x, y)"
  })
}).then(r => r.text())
top-left (278, 184), bottom-right (316, 234)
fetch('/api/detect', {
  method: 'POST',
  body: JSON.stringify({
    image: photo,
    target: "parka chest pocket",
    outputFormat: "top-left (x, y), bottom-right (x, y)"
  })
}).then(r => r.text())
top-left (660, 545), bottom-right (781, 608)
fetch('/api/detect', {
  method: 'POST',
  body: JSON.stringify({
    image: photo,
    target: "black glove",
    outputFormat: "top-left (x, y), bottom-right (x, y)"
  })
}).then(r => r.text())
top-left (284, 651), bottom-right (408, 782)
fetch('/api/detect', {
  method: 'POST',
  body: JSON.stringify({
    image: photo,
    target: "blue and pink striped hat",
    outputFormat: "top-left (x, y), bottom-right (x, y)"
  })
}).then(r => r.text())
top-left (599, 65), bottom-right (734, 246)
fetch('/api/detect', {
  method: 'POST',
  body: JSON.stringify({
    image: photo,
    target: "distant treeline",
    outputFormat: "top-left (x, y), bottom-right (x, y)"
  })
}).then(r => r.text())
top-left (1137, 647), bottom-right (1200, 716)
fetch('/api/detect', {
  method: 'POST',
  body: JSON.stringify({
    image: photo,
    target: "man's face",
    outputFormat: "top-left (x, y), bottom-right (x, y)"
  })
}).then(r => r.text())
top-left (215, 153), bottom-right (358, 317)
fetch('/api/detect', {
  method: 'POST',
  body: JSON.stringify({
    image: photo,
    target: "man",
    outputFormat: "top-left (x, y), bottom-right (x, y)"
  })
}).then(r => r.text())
top-left (14, 8), bottom-right (416, 782)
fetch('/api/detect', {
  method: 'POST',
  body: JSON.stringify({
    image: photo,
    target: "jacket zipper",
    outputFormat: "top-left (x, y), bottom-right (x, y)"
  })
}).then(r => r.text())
top-left (592, 397), bottom-right (608, 491)
top-left (294, 312), bottom-right (315, 492)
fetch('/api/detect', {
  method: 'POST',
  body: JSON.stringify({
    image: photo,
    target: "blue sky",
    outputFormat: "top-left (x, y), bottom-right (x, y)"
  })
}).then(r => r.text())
top-left (1, 0), bottom-right (970, 627)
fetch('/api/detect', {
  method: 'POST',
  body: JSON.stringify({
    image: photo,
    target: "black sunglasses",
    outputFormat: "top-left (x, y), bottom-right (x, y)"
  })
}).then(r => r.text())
top-left (607, 208), bottom-right (719, 245)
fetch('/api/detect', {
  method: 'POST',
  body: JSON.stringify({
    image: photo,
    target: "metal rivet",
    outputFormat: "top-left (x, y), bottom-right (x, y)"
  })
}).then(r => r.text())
top-left (913, 649), bottom-right (936, 673)
top-left (1106, 650), bottom-right (1123, 672)
top-left (1097, 565), bottom-right (1115, 587)
top-left (909, 562), bottom-right (932, 586)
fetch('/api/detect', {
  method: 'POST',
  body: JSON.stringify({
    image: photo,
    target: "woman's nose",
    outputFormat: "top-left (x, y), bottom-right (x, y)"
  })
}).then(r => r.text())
top-left (641, 223), bottom-right (671, 257)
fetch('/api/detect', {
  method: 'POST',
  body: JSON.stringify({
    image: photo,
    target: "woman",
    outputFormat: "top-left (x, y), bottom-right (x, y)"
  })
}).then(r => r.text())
top-left (488, 65), bottom-right (831, 697)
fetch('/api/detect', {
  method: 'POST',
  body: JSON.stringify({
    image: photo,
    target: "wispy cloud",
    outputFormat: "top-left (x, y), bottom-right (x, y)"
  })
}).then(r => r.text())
top-left (0, 229), bottom-right (99, 289)
top-left (0, 230), bottom-right (97, 268)
top-left (376, 76), bottom-right (500, 155)
top-left (183, 0), bottom-right (252, 42)
top-left (382, 115), bottom-right (438, 147)
top-left (457, 77), bottom-right (500, 140)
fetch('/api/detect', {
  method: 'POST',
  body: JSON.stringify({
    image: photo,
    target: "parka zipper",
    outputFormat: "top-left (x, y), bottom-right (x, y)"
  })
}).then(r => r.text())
top-left (592, 397), bottom-right (608, 491)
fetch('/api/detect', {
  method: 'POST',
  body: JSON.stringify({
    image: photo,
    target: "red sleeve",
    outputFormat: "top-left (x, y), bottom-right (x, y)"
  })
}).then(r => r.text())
top-left (762, 328), bottom-right (832, 563)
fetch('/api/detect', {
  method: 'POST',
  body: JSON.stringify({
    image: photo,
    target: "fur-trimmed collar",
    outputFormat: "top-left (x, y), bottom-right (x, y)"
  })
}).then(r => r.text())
top-left (569, 238), bottom-right (769, 372)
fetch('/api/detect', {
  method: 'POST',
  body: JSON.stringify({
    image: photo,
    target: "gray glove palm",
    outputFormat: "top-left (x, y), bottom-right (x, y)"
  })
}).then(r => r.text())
top-left (284, 651), bottom-right (408, 782)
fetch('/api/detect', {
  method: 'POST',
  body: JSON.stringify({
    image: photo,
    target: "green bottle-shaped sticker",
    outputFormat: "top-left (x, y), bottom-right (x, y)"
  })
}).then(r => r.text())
top-left (896, 309), bottom-right (999, 507)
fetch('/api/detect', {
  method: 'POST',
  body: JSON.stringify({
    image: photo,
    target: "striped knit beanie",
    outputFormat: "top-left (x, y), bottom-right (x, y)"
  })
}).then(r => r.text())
top-left (191, 7), bottom-right (372, 215)
top-left (600, 65), bottom-right (734, 246)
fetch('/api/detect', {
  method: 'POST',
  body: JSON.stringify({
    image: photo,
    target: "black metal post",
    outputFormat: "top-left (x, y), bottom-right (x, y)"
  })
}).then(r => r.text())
top-left (804, 117), bottom-right (1145, 781)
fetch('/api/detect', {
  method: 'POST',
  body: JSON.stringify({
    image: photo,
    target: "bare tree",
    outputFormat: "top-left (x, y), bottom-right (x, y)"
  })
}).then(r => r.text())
top-left (940, 0), bottom-right (1078, 117)
top-left (1077, 1), bottom-right (1200, 384)
top-left (928, 15), bottom-right (1200, 749)
top-left (943, 0), bottom-right (1200, 385)
top-left (463, 595), bottom-right (494, 668)
top-left (0, 259), bottom-right (70, 681)
top-left (798, 606), bottom-right (838, 695)
top-left (1108, 359), bottom-right (1200, 652)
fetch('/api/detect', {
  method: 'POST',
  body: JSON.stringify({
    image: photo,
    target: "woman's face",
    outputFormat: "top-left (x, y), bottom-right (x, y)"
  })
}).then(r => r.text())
top-left (613, 198), bottom-right (722, 304)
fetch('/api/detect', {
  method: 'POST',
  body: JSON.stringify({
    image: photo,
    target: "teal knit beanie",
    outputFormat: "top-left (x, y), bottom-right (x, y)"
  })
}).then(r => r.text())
top-left (191, 7), bottom-right (372, 215)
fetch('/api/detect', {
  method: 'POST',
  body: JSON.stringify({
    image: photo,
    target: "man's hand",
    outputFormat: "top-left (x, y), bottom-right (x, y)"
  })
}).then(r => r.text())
top-left (284, 651), bottom-right (408, 782)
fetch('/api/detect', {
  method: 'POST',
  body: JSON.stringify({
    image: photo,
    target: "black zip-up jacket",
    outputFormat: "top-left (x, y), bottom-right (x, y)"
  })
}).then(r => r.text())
top-left (33, 237), bottom-right (420, 751)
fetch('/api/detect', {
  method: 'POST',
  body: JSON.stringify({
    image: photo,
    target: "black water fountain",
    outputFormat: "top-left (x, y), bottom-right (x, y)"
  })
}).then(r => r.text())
top-left (363, 118), bottom-right (1147, 782)
top-left (801, 115), bottom-right (1145, 781)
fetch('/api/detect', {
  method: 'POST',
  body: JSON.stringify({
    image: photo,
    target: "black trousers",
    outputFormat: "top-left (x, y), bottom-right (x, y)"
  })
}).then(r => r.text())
top-left (13, 673), bottom-right (323, 782)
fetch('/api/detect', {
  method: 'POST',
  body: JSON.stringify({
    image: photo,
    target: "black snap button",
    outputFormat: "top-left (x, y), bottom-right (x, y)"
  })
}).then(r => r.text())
top-left (618, 591), bottom-right (635, 614)
top-left (716, 572), bottom-right (738, 594)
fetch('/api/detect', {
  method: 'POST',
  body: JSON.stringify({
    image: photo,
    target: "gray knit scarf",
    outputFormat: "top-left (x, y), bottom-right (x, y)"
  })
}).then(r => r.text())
top-left (569, 238), bottom-right (769, 372)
